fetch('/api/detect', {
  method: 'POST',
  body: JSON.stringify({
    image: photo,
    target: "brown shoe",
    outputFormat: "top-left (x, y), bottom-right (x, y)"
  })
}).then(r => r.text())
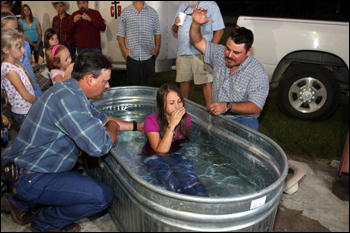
top-left (31, 222), bottom-right (81, 232)
top-left (1, 195), bottom-right (33, 225)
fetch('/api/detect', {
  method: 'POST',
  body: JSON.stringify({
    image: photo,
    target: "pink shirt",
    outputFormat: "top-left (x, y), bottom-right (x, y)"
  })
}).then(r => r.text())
top-left (1, 62), bottom-right (35, 114)
top-left (50, 69), bottom-right (66, 85)
top-left (144, 113), bottom-right (192, 140)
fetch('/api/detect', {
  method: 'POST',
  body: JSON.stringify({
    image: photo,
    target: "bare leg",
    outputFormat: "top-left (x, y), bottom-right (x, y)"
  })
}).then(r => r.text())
top-left (202, 82), bottom-right (213, 108)
top-left (179, 81), bottom-right (191, 99)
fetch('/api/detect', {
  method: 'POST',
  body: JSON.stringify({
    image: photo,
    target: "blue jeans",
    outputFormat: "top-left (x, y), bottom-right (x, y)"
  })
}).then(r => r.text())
top-left (11, 112), bottom-right (27, 126)
top-left (127, 55), bottom-right (156, 86)
top-left (66, 44), bottom-right (76, 63)
top-left (233, 117), bottom-right (259, 131)
top-left (29, 41), bottom-right (43, 64)
top-left (143, 151), bottom-right (208, 197)
top-left (7, 170), bottom-right (114, 231)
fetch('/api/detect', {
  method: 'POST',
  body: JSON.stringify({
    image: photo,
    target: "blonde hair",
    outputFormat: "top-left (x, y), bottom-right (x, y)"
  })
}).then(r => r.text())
top-left (1, 11), bottom-right (16, 28)
top-left (1, 28), bottom-right (25, 62)
top-left (46, 44), bottom-right (67, 71)
top-left (1, 28), bottom-right (34, 105)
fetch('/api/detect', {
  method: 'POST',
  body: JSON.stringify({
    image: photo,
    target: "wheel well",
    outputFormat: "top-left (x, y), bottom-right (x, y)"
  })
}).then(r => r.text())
top-left (272, 51), bottom-right (349, 91)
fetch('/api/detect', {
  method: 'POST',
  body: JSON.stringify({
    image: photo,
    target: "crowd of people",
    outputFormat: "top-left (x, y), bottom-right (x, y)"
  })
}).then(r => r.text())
top-left (1, 1), bottom-right (269, 232)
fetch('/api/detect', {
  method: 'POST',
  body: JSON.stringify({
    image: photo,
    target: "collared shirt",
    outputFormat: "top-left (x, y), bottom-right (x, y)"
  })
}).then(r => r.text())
top-left (204, 42), bottom-right (270, 120)
top-left (117, 2), bottom-right (161, 61)
top-left (1, 79), bottom-right (111, 173)
top-left (52, 12), bottom-right (75, 46)
top-left (66, 8), bottom-right (106, 48)
top-left (172, 1), bottom-right (225, 56)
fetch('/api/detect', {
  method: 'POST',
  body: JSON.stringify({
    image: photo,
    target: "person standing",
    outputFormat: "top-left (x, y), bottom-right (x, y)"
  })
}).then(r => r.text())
top-left (190, 8), bottom-right (269, 131)
top-left (18, 4), bottom-right (43, 64)
top-left (66, 1), bottom-right (106, 54)
top-left (172, 1), bottom-right (225, 108)
top-left (117, 1), bottom-right (161, 86)
top-left (52, 1), bottom-right (76, 62)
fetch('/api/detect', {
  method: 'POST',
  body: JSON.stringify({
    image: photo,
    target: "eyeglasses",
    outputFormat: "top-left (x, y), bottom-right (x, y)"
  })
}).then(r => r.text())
top-left (183, 3), bottom-right (199, 16)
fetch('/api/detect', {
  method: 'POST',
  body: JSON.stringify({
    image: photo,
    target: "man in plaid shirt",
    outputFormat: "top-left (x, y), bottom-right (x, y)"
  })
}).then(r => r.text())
top-left (1, 50), bottom-right (144, 232)
top-left (117, 1), bottom-right (161, 86)
top-left (190, 8), bottom-right (269, 131)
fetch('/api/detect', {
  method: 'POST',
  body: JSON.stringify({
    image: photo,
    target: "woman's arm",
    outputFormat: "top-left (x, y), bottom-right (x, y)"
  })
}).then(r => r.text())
top-left (146, 107), bottom-right (187, 156)
top-left (34, 21), bottom-right (42, 51)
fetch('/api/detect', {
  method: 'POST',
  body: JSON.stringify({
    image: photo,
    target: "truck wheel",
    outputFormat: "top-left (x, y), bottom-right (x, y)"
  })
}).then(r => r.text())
top-left (277, 65), bottom-right (341, 121)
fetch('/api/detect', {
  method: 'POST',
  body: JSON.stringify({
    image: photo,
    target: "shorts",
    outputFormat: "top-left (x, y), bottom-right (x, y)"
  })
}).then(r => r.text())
top-left (176, 55), bottom-right (213, 85)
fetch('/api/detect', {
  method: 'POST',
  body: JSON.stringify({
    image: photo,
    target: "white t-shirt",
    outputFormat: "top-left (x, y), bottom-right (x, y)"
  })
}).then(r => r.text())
top-left (1, 62), bottom-right (35, 114)
top-left (49, 69), bottom-right (66, 85)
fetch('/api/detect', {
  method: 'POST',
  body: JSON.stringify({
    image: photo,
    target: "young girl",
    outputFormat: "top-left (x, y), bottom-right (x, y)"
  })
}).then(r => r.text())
top-left (142, 83), bottom-right (208, 196)
top-left (39, 28), bottom-right (59, 64)
top-left (1, 11), bottom-right (42, 97)
top-left (46, 44), bottom-right (73, 85)
top-left (1, 28), bottom-right (36, 125)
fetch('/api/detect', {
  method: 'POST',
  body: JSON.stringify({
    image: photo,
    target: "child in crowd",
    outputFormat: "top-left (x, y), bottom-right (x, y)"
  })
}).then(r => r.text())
top-left (39, 28), bottom-right (59, 64)
top-left (1, 28), bottom-right (36, 125)
top-left (46, 44), bottom-right (73, 85)
top-left (1, 11), bottom-right (42, 97)
top-left (142, 83), bottom-right (208, 196)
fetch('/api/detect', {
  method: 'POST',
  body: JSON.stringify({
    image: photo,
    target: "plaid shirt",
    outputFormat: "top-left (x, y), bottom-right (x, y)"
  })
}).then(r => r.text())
top-left (1, 79), bottom-right (111, 173)
top-left (52, 12), bottom-right (75, 46)
top-left (117, 2), bottom-right (161, 61)
top-left (204, 42), bottom-right (270, 119)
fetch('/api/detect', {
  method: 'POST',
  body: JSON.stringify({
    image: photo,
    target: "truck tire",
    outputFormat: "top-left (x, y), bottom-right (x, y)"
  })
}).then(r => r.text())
top-left (277, 65), bottom-right (341, 121)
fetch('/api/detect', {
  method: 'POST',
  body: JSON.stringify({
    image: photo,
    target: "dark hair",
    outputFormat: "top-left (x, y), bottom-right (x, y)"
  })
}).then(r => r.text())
top-left (229, 27), bottom-right (254, 51)
top-left (71, 49), bottom-right (112, 81)
top-left (156, 83), bottom-right (189, 140)
top-left (21, 4), bottom-right (33, 23)
top-left (44, 28), bottom-right (59, 49)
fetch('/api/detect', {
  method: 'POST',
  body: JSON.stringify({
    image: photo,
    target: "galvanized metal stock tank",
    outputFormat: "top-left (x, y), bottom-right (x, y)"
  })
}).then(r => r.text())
top-left (88, 86), bottom-right (288, 232)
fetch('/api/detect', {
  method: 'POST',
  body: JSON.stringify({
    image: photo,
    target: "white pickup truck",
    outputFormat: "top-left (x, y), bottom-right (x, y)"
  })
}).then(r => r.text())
top-left (236, 16), bottom-right (349, 121)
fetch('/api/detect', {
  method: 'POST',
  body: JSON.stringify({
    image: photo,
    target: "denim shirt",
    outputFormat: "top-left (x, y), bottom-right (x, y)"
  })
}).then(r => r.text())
top-left (18, 41), bottom-right (42, 97)
top-left (172, 1), bottom-right (225, 56)
top-left (1, 79), bottom-right (111, 173)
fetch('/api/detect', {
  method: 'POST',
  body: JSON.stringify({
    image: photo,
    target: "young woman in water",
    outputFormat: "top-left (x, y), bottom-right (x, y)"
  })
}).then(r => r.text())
top-left (142, 83), bottom-right (208, 196)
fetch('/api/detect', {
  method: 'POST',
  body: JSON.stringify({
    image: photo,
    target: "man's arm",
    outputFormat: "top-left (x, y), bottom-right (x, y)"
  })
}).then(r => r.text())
top-left (190, 8), bottom-right (211, 54)
top-left (151, 34), bottom-right (161, 56)
top-left (118, 36), bottom-right (133, 57)
top-left (106, 116), bottom-right (144, 133)
top-left (208, 101), bottom-right (262, 116)
top-left (104, 120), bottom-right (120, 145)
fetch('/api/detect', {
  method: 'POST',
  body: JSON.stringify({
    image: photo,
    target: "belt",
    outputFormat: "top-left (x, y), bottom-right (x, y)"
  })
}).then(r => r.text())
top-left (19, 167), bottom-right (36, 175)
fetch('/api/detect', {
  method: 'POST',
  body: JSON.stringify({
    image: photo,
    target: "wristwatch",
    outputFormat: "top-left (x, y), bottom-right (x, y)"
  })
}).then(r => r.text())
top-left (226, 102), bottom-right (232, 113)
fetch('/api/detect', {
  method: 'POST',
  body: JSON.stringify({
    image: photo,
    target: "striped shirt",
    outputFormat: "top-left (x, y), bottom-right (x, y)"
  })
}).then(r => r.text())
top-left (117, 2), bottom-right (161, 61)
top-left (204, 42), bottom-right (270, 120)
top-left (1, 79), bottom-right (112, 173)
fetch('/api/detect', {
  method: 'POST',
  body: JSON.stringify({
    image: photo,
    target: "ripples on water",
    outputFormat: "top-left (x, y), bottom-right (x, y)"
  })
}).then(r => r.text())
top-left (101, 105), bottom-right (275, 197)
